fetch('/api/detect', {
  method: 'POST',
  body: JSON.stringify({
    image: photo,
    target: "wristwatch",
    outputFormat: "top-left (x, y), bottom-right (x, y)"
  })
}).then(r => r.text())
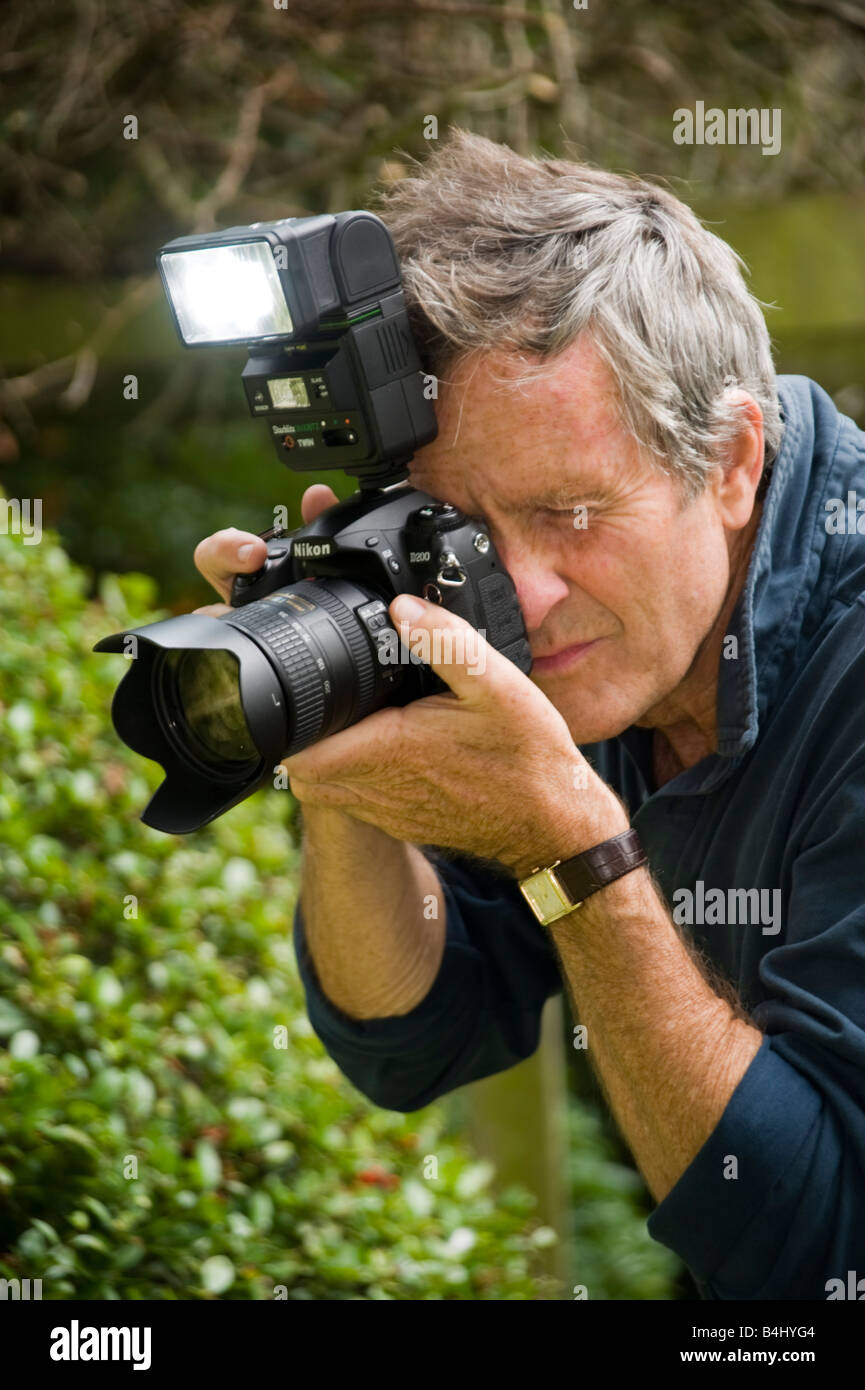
top-left (518, 828), bottom-right (647, 925)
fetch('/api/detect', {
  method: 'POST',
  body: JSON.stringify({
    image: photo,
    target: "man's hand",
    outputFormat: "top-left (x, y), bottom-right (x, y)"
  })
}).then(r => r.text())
top-left (282, 591), bottom-right (628, 879)
top-left (191, 484), bottom-right (339, 614)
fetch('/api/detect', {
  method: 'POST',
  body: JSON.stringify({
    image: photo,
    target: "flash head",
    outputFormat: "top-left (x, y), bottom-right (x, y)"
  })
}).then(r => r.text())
top-left (159, 240), bottom-right (294, 346)
top-left (157, 211), bottom-right (403, 348)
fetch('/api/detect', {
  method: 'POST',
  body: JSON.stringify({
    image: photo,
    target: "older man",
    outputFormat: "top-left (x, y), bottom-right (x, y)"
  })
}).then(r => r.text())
top-left (195, 131), bottom-right (865, 1300)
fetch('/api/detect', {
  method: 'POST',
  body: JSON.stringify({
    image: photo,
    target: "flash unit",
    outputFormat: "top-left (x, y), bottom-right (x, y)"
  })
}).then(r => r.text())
top-left (156, 210), bottom-right (435, 487)
top-left (157, 211), bottom-right (403, 348)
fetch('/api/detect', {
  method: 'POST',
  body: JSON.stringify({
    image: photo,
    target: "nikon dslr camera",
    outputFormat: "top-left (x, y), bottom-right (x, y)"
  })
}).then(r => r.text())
top-left (95, 211), bottom-right (531, 834)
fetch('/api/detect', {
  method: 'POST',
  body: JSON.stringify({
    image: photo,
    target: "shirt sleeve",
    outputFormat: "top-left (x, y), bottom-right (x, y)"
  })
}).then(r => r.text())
top-left (647, 756), bottom-right (865, 1300)
top-left (292, 851), bottom-right (562, 1113)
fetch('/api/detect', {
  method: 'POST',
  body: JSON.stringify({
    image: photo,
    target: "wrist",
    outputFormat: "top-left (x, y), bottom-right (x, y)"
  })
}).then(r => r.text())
top-left (509, 802), bottom-right (630, 883)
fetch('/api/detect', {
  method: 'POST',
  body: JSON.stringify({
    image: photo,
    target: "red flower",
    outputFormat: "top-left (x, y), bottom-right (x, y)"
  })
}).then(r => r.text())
top-left (356, 1165), bottom-right (400, 1189)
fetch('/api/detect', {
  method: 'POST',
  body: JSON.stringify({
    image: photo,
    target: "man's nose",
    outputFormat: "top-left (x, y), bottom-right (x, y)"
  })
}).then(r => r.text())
top-left (494, 534), bottom-right (571, 634)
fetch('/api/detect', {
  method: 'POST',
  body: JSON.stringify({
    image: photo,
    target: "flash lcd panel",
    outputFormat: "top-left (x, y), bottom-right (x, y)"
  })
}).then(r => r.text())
top-left (268, 376), bottom-right (310, 409)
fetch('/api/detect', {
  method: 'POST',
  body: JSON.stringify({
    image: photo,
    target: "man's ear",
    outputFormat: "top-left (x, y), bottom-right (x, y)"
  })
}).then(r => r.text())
top-left (714, 389), bottom-right (765, 531)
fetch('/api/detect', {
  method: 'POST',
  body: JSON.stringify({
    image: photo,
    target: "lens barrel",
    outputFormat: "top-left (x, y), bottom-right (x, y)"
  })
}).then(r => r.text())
top-left (225, 579), bottom-right (386, 754)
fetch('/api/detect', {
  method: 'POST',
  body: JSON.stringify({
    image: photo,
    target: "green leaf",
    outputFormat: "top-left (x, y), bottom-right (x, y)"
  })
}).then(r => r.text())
top-left (194, 1140), bottom-right (222, 1190)
top-left (201, 1255), bottom-right (235, 1294)
top-left (0, 998), bottom-right (27, 1037)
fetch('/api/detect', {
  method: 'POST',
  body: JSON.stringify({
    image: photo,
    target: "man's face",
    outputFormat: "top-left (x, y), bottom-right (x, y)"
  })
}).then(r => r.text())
top-left (407, 337), bottom-right (736, 744)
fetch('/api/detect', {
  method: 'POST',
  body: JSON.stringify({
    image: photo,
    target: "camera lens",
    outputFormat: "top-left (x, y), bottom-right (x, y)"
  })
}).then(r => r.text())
top-left (95, 577), bottom-right (413, 834)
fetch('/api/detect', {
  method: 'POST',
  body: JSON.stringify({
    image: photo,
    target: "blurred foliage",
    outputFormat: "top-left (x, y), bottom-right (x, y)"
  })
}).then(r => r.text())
top-left (0, 513), bottom-right (550, 1299)
top-left (0, 512), bottom-right (678, 1298)
top-left (3, 0), bottom-right (865, 286)
top-left (2, 1), bottom-right (865, 598)
top-left (568, 1098), bottom-right (680, 1300)
top-left (19, 385), bottom-right (354, 610)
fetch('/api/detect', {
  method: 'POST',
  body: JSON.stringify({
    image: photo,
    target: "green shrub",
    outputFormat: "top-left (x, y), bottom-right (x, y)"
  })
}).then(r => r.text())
top-left (0, 514), bottom-right (553, 1299)
top-left (567, 1098), bottom-right (682, 1299)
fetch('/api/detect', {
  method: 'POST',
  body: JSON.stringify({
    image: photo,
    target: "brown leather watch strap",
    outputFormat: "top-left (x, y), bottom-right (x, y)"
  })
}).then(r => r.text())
top-left (553, 828), bottom-right (647, 905)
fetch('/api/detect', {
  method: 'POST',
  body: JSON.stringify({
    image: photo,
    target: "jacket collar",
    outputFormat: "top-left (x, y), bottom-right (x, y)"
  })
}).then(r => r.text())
top-left (620, 375), bottom-right (861, 793)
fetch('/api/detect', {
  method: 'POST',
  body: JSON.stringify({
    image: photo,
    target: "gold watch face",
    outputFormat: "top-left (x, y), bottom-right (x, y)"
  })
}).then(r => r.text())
top-left (519, 868), bottom-right (575, 923)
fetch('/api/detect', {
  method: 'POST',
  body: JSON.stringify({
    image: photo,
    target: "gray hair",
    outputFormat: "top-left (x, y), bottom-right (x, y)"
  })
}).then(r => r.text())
top-left (374, 129), bottom-right (783, 497)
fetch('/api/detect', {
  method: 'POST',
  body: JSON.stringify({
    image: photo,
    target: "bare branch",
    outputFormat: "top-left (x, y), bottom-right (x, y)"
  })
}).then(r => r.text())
top-left (785, 0), bottom-right (865, 33)
top-left (39, 0), bottom-right (98, 153)
top-left (192, 66), bottom-right (297, 231)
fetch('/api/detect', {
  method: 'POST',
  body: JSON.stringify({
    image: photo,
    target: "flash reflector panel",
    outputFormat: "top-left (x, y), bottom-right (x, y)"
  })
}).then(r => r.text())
top-left (159, 241), bottom-right (293, 345)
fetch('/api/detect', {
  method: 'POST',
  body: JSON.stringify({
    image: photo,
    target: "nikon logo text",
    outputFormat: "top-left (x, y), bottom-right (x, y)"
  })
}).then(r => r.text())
top-left (49, 1321), bottom-right (152, 1371)
top-left (293, 541), bottom-right (333, 558)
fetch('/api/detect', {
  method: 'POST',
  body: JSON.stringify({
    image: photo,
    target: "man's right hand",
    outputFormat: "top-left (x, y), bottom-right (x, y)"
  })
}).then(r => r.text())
top-left (191, 484), bottom-right (339, 613)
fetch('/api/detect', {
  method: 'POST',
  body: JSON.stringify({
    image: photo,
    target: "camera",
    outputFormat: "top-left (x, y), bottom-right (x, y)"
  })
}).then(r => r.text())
top-left (95, 211), bottom-right (532, 834)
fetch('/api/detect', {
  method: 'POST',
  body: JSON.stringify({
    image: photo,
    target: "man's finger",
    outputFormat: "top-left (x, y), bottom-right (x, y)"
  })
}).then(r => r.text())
top-left (280, 705), bottom-right (403, 784)
top-left (192, 602), bottom-right (232, 618)
top-left (301, 485), bottom-right (340, 525)
top-left (193, 528), bottom-right (268, 602)
top-left (388, 593), bottom-right (511, 700)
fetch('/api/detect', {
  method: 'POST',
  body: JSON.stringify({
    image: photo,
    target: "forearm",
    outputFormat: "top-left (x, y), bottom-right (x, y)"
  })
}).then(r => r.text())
top-left (548, 864), bottom-right (763, 1202)
top-left (298, 804), bottom-right (446, 1021)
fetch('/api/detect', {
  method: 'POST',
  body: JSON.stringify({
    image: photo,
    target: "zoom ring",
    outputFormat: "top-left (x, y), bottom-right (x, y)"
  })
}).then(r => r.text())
top-left (227, 602), bottom-right (327, 749)
top-left (299, 583), bottom-right (379, 720)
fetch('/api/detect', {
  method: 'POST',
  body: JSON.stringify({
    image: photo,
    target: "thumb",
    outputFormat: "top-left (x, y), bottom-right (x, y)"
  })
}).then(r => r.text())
top-left (388, 592), bottom-right (511, 700)
top-left (301, 484), bottom-right (340, 525)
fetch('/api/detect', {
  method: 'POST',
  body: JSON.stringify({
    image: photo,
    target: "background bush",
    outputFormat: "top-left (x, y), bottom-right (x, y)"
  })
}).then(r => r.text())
top-left (0, 510), bottom-right (678, 1299)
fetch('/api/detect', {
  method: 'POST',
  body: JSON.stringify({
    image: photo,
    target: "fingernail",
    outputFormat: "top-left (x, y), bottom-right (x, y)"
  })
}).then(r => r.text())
top-left (237, 543), bottom-right (255, 562)
top-left (393, 594), bottom-right (425, 622)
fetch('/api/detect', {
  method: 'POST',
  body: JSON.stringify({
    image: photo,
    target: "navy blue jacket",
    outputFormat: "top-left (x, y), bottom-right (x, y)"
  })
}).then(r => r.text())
top-left (294, 375), bottom-right (865, 1300)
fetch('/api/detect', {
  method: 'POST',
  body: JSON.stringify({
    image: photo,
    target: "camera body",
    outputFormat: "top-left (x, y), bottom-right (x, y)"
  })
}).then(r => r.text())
top-left (229, 485), bottom-right (532, 696)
